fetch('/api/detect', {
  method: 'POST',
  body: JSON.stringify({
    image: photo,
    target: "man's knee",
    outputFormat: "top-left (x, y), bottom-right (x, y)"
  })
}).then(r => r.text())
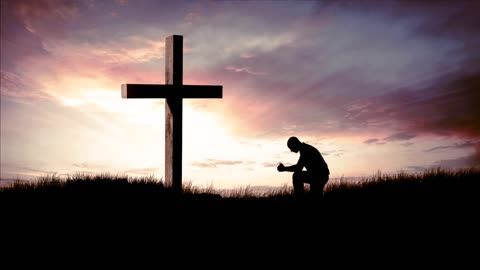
top-left (310, 182), bottom-right (324, 194)
top-left (292, 171), bottom-right (302, 184)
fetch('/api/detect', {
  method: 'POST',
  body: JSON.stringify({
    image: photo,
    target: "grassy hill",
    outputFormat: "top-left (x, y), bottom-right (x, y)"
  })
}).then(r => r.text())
top-left (3, 168), bottom-right (478, 217)
top-left (2, 168), bottom-right (478, 262)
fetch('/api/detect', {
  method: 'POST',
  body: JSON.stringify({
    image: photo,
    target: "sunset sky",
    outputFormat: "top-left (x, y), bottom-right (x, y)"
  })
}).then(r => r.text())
top-left (1, 0), bottom-right (479, 188)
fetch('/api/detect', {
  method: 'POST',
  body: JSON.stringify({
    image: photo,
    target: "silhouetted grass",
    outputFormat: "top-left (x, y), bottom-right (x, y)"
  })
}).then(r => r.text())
top-left (3, 173), bottom-right (161, 194)
top-left (2, 168), bottom-right (478, 221)
top-left (324, 168), bottom-right (479, 204)
top-left (2, 168), bottom-right (478, 259)
top-left (2, 169), bottom-right (477, 209)
top-left (2, 168), bottom-right (479, 199)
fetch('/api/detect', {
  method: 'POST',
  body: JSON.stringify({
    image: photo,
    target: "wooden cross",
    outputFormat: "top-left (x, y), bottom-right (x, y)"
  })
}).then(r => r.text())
top-left (121, 35), bottom-right (223, 192)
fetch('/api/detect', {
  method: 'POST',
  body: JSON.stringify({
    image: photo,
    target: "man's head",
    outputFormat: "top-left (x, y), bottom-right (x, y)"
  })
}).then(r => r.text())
top-left (287, 136), bottom-right (302, 153)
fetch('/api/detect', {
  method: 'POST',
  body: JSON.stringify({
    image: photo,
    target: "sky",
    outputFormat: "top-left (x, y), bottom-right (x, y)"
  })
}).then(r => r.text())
top-left (1, 0), bottom-right (479, 189)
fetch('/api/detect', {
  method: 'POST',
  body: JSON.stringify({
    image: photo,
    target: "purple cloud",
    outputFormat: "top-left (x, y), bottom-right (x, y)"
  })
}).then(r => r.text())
top-left (1, 0), bottom-right (479, 142)
top-left (203, 1), bottom-right (480, 140)
top-left (343, 71), bottom-right (480, 139)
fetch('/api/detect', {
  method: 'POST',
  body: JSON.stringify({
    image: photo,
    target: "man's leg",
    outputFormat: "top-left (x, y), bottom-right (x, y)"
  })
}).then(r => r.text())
top-left (309, 182), bottom-right (321, 195)
top-left (308, 174), bottom-right (328, 196)
top-left (309, 181), bottom-right (326, 196)
top-left (292, 172), bottom-right (305, 196)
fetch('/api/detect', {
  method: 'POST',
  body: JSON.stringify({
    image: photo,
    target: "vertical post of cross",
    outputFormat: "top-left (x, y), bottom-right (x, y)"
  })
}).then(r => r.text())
top-left (121, 34), bottom-right (222, 193)
top-left (165, 35), bottom-right (183, 191)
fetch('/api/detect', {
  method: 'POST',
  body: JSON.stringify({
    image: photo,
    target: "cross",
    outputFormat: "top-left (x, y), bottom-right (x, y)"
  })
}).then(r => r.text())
top-left (121, 35), bottom-right (223, 192)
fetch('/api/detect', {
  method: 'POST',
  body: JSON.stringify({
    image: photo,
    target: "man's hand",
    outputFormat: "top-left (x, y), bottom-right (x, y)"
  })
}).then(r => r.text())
top-left (277, 163), bottom-right (285, 172)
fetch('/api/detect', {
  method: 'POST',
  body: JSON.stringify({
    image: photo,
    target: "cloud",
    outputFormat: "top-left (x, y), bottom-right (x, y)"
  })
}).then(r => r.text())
top-left (123, 167), bottom-right (159, 175)
top-left (0, 70), bottom-right (49, 98)
top-left (434, 143), bottom-right (480, 169)
top-left (191, 159), bottom-right (254, 168)
top-left (115, 0), bottom-right (129, 7)
top-left (407, 141), bottom-right (480, 171)
top-left (2, 0), bottom-right (480, 183)
top-left (363, 138), bottom-right (387, 146)
top-left (384, 132), bottom-right (417, 142)
top-left (436, 157), bottom-right (472, 169)
top-left (72, 162), bottom-right (92, 169)
top-left (241, 53), bottom-right (255, 59)
top-left (206, 1), bottom-right (480, 139)
top-left (321, 149), bottom-right (345, 157)
top-left (2, 0), bottom-right (479, 143)
top-left (13, 0), bottom-right (80, 35)
top-left (87, 37), bottom-right (165, 64)
top-left (425, 141), bottom-right (479, 153)
top-left (225, 66), bottom-right (267, 75)
top-left (72, 162), bottom-right (114, 170)
top-left (0, 163), bottom-right (56, 178)
top-left (342, 69), bottom-right (480, 139)
top-left (364, 133), bottom-right (417, 146)
top-left (364, 138), bottom-right (379, 145)
top-left (1, 1), bottom-right (50, 68)
top-left (262, 162), bottom-right (279, 168)
top-left (411, 72), bottom-right (480, 138)
top-left (405, 166), bottom-right (428, 173)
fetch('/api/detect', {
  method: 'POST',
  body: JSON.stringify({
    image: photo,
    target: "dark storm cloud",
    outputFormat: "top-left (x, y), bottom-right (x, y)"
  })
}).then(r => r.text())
top-left (344, 71), bottom-right (480, 138)
top-left (213, 1), bottom-right (480, 139)
top-left (342, 1), bottom-right (480, 138)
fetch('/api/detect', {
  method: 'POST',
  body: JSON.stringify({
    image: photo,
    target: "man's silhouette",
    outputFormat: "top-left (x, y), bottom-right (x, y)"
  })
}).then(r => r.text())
top-left (277, 137), bottom-right (330, 196)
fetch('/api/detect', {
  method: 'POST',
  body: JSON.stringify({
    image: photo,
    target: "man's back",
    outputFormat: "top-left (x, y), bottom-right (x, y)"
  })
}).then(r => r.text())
top-left (299, 143), bottom-right (329, 176)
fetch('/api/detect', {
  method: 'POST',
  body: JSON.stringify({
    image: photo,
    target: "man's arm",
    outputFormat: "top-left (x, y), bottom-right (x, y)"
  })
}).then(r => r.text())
top-left (277, 156), bottom-right (304, 172)
top-left (278, 163), bottom-right (298, 172)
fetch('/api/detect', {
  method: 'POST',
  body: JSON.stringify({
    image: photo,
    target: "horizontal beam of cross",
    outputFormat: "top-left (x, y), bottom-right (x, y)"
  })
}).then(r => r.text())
top-left (121, 84), bottom-right (223, 99)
